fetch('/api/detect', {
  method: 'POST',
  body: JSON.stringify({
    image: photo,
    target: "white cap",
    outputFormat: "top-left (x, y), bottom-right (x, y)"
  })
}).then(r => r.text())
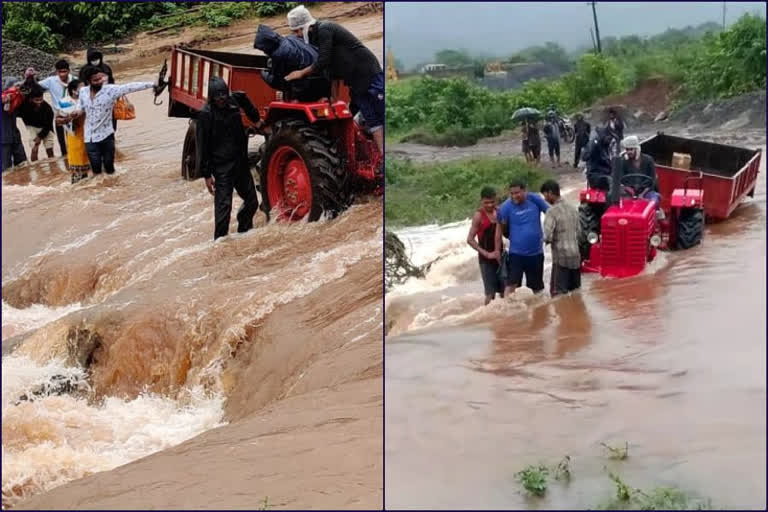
top-left (287, 5), bottom-right (316, 43)
top-left (622, 135), bottom-right (640, 149)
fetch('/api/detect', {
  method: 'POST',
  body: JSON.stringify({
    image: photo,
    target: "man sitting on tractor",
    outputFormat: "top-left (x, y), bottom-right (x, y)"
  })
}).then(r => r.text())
top-left (614, 135), bottom-right (662, 211)
top-left (283, 6), bottom-right (384, 157)
top-left (253, 24), bottom-right (330, 103)
top-left (583, 127), bottom-right (614, 190)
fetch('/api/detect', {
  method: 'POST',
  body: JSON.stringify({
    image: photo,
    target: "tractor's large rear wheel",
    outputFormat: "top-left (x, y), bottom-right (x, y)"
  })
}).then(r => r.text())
top-left (676, 208), bottom-right (704, 249)
top-left (578, 203), bottom-right (601, 260)
top-left (181, 120), bottom-right (200, 181)
top-left (259, 120), bottom-right (349, 222)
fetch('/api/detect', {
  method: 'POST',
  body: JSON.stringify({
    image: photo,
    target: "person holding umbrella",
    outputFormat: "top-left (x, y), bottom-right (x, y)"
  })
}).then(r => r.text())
top-left (512, 108), bottom-right (542, 165)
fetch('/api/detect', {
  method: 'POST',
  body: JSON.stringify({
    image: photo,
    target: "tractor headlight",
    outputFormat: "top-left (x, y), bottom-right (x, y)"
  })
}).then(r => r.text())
top-left (587, 232), bottom-right (599, 244)
top-left (650, 234), bottom-right (662, 247)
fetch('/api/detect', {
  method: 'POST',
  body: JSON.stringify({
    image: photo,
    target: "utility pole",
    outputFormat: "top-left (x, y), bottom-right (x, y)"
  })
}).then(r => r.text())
top-left (590, 1), bottom-right (602, 54)
top-left (722, 1), bottom-right (726, 30)
top-left (589, 27), bottom-right (597, 53)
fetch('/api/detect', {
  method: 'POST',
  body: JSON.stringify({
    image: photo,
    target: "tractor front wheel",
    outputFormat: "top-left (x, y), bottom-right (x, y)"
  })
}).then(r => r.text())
top-left (181, 120), bottom-right (200, 181)
top-left (259, 120), bottom-right (350, 222)
top-left (676, 208), bottom-right (704, 249)
top-left (578, 203), bottom-right (601, 260)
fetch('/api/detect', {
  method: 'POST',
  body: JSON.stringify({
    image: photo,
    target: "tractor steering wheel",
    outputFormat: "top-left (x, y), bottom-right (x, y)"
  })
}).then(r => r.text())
top-left (619, 173), bottom-right (655, 198)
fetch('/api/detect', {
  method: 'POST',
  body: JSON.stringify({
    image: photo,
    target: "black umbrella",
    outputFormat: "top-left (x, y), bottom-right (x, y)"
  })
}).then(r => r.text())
top-left (511, 107), bottom-right (542, 122)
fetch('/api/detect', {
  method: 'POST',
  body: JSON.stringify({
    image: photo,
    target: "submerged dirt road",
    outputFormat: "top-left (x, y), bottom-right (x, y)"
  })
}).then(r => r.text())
top-left (385, 133), bottom-right (766, 509)
top-left (2, 4), bottom-right (383, 509)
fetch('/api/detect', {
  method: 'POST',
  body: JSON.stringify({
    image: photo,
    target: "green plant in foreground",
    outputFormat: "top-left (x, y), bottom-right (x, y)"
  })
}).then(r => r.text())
top-left (258, 496), bottom-right (270, 510)
top-left (515, 464), bottom-right (550, 497)
top-left (601, 441), bottom-right (629, 460)
top-left (601, 471), bottom-right (712, 510)
top-left (515, 456), bottom-right (573, 497)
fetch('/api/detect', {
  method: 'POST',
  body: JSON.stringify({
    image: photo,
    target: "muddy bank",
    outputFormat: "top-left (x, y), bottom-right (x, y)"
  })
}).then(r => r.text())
top-left (60, 2), bottom-right (382, 79)
top-left (389, 88), bottom-right (766, 165)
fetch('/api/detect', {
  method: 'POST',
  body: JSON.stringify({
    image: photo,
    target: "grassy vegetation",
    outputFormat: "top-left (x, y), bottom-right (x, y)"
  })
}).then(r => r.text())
top-left (599, 472), bottom-right (712, 510)
top-left (515, 464), bottom-right (550, 497)
top-left (387, 14), bottom-right (766, 145)
top-left (385, 157), bottom-right (549, 227)
top-left (513, 454), bottom-right (712, 508)
top-left (387, 53), bottom-right (623, 145)
top-left (2, 2), bottom-right (299, 52)
top-left (515, 456), bottom-right (572, 497)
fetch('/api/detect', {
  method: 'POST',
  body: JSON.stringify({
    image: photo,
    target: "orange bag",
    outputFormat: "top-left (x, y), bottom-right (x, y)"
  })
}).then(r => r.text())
top-left (2, 87), bottom-right (25, 114)
top-left (113, 96), bottom-right (136, 121)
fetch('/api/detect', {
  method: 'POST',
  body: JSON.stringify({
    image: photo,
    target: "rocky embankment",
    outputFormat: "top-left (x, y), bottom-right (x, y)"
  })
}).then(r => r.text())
top-left (1, 39), bottom-right (62, 80)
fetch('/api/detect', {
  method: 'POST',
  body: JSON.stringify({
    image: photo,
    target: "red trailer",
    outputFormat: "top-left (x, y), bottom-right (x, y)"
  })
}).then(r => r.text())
top-left (155, 46), bottom-right (381, 222)
top-left (640, 132), bottom-right (761, 221)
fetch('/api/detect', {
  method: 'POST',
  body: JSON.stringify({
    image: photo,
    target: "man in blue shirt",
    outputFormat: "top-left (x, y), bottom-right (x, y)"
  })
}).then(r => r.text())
top-left (494, 179), bottom-right (550, 295)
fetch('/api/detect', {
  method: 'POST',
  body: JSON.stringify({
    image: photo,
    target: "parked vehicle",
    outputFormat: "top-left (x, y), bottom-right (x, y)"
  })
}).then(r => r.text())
top-left (154, 46), bottom-right (382, 222)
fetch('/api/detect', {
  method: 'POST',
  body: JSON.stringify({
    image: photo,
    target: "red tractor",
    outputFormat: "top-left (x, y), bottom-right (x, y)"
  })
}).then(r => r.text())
top-left (578, 133), bottom-right (762, 279)
top-left (155, 47), bottom-right (382, 222)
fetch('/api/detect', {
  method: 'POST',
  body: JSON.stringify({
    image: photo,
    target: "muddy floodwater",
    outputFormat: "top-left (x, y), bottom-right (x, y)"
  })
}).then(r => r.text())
top-left (2, 8), bottom-right (383, 509)
top-left (385, 138), bottom-right (766, 509)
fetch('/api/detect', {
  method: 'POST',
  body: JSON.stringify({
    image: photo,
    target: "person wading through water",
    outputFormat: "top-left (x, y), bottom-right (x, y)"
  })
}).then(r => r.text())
top-left (467, 187), bottom-right (505, 305)
top-left (79, 48), bottom-right (117, 131)
top-left (197, 76), bottom-right (264, 240)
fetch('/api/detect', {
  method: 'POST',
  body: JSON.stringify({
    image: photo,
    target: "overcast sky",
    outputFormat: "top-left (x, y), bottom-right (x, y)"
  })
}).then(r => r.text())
top-left (386, 1), bottom-right (766, 67)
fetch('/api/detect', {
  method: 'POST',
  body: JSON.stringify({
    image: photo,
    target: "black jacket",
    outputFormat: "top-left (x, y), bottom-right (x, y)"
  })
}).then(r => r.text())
top-left (79, 48), bottom-right (115, 84)
top-left (308, 21), bottom-right (382, 95)
top-left (254, 25), bottom-right (318, 91)
top-left (574, 119), bottom-right (591, 142)
top-left (583, 130), bottom-right (612, 175)
top-left (17, 100), bottom-right (54, 138)
top-left (196, 77), bottom-right (259, 179)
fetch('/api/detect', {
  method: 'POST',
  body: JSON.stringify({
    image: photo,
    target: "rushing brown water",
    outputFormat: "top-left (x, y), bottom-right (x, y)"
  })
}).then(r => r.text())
top-left (385, 137), bottom-right (766, 509)
top-left (2, 7), bottom-right (383, 509)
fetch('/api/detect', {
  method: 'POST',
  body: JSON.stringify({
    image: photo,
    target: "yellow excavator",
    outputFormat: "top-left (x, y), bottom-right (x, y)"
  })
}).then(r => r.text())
top-left (387, 47), bottom-right (399, 82)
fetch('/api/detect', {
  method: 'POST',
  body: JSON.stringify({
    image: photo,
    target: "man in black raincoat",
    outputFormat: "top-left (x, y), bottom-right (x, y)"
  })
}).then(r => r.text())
top-left (196, 76), bottom-right (262, 240)
top-left (253, 24), bottom-right (329, 102)
top-left (79, 48), bottom-right (117, 131)
top-left (583, 127), bottom-right (614, 190)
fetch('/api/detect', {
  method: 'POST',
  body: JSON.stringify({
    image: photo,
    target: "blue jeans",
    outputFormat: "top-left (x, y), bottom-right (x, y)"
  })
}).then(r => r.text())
top-left (85, 134), bottom-right (116, 174)
top-left (351, 72), bottom-right (384, 132)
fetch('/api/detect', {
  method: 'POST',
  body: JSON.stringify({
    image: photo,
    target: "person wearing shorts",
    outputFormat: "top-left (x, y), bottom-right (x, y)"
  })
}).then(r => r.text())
top-left (284, 5), bottom-right (384, 160)
top-left (495, 179), bottom-right (549, 294)
top-left (543, 113), bottom-right (561, 167)
top-left (527, 121), bottom-right (541, 164)
top-left (17, 86), bottom-right (55, 162)
top-left (467, 186), bottom-right (505, 305)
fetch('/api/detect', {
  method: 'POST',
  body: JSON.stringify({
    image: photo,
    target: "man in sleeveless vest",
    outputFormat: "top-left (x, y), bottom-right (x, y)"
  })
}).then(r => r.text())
top-left (467, 187), bottom-right (505, 305)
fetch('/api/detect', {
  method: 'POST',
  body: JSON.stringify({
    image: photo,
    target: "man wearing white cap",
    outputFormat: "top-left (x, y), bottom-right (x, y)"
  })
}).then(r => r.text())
top-left (616, 135), bottom-right (661, 209)
top-left (284, 5), bottom-right (384, 158)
